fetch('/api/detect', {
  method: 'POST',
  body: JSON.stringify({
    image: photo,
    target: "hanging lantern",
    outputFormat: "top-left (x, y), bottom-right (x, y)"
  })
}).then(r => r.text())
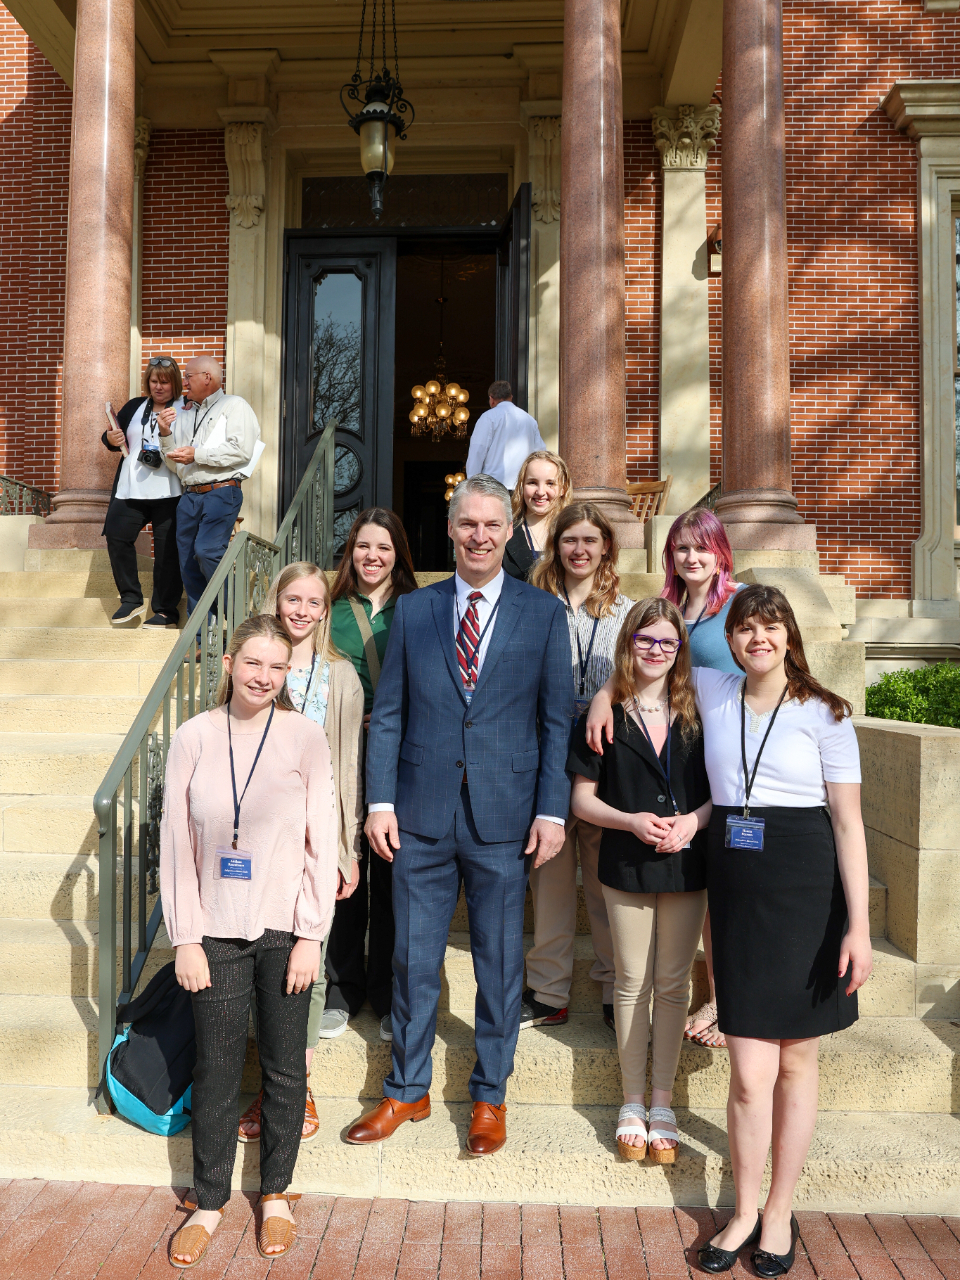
top-left (340, 0), bottom-right (415, 219)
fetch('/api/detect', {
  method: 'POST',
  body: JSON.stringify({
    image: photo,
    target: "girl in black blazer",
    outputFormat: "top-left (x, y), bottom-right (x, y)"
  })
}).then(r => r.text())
top-left (568, 597), bottom-right (711, 1165)
top-left (502, 450), bottom-right (571, 580)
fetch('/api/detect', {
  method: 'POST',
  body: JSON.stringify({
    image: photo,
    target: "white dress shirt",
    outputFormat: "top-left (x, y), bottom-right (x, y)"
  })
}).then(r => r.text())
top-left (465, 401), bottom-right (547, 490)
top-left (115, 397), bottom-right (185, 500)
top-left (160, 387), bottom-right (261, 486)
top-left (369, 568), bottom-right (564, 826)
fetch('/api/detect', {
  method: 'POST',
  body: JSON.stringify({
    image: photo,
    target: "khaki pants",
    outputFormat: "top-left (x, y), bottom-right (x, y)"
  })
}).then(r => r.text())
top-left (602, 885), bottom-right (707, 1095)
top-left (525, 817), bottom-right (615, 1007)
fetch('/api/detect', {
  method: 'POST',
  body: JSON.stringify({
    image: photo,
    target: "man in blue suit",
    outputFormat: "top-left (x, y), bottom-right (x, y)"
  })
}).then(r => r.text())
top-left (345, 474), bottom-right (573, 1156)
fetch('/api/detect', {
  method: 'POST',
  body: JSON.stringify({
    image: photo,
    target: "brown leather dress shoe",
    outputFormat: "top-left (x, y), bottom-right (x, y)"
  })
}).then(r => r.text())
top-left (466, 1101), bottom-right (507, 1155)
top-left (345, 1094), bottom-right (431, 1144)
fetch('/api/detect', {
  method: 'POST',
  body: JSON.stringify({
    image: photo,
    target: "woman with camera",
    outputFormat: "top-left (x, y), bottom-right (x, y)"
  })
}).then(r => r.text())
top-left (101, 355), bottom-right (185, 627)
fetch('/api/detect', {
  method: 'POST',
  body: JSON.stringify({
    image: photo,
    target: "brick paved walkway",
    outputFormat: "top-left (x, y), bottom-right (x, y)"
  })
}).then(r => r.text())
top-left (1, 1180), bottom-right (959, 1278)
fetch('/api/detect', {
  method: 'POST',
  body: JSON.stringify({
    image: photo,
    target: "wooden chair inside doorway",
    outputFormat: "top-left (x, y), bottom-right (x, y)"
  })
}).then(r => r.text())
top-left (626, 476), bottom-right (673, 525)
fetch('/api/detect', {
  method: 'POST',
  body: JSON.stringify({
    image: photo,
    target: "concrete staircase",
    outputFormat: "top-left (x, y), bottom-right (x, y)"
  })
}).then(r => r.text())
top-left (0, 552), bottom-right (957, 1213)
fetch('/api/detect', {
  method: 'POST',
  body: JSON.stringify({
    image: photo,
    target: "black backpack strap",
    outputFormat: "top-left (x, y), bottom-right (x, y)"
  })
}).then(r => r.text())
top-left (116, 961), bottom-right (178, 1026)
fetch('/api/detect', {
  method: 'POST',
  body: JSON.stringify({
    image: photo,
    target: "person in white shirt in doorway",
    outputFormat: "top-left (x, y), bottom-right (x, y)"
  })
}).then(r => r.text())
top-left (465, 380), bottom-right (547, 491)
top-left (159, 356), bottom-right (261, 616)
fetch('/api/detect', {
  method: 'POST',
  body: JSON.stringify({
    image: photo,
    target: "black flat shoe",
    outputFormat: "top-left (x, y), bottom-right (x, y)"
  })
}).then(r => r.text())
top-left (697, 1214), bottom-right (761, 1273)
top-left (752, 1213), bottom-right (799, 1277)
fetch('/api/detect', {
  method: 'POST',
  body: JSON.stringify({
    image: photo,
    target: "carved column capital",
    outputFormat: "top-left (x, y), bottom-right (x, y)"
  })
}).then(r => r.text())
top-left (650, 103), bottom-right (721, 170)
top-left (219, 110), bottom-right (274, 229)
top-left (529, 115), bottom-right (561, 223)
top-left (134, 116), bottom-right (151, 180)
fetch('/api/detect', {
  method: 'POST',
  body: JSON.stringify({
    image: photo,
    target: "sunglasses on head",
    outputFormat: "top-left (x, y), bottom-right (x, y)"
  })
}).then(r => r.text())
top-left (146, 357), bottom-right (175, 369)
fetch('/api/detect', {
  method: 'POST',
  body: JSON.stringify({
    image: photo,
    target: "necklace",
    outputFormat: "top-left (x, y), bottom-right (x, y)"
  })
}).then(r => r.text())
top-left (633, 696), bottom-right (666, 714)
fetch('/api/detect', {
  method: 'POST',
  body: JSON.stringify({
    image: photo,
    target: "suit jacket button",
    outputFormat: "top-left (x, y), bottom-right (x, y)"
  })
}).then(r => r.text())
top-left (657, 794), bottom-right (666, 803)
top-left (456, 760), bottom-right (464, 769)
top-left (465, 721), bottom-right (473, 728)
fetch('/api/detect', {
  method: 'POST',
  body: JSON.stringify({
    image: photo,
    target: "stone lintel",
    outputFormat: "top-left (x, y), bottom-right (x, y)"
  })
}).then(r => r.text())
top-left (883, 80), bottom-right (960, 137)
top-left (210, 49), bottom-right (280, 109)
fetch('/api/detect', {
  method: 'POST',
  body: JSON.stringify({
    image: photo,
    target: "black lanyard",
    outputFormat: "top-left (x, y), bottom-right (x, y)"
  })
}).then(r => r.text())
top-left (632, 697), bottom-right (678, 814)
top-left (740, 681), bottom-right (789, 817)
top-left (685, 602), bottom-right (709, 637)
top-left (191, 400), bottom-right (218, 444)
top-left (521, 519), bottom-right (542, 560)
top-left (562, 587), bottom-right (600, 698)
top-left (289, 652), bottom-right (317, 715)
top-left (226, 700), bottom-right (275, 848)
top-left (455, 593), bottom-right (501, 685)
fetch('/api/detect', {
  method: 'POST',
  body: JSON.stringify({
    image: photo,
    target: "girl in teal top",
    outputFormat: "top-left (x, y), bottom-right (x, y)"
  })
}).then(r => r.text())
top-left (660, 507), bottom-right (742, 1047)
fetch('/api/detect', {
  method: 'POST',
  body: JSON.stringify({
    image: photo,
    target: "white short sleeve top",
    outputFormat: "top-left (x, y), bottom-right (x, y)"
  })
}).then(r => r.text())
top-left (691, 666), bottom-right (861, 808)
top-left (115, 397), bottom-right (184, 500)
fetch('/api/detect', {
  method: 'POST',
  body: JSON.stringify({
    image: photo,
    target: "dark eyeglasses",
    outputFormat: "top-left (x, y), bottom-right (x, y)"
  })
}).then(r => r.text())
top-left (632, 634), bottom-right (682, 654)
top-left (147, 356), bottom-right (175, 368)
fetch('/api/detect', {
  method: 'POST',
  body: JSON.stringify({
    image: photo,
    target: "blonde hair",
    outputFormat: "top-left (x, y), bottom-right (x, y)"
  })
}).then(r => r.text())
top-left (510, 450), bottom-right (573, 523)
top-left (531, 501), bottom-right (621, 618)
top-left (141, 357), bottom-right (183, 402)
top-left (215, 615), bottom-right (295, 709)
top-left (611, 597), bottom-right (699, 739)
top-left (261, 561), bottom-right (344, 667)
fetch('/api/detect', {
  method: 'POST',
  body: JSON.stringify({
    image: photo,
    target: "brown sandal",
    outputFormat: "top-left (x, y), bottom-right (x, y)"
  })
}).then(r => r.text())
top-left (302, 1087), bottom-right (320, 1142)
top-left (684, 1001), bottom-right (717, 1040)
top-left (258, 1192), bottom-right (302, 1259)
top-left (238, 1090), bottom-right (263, 1143)
top-left (170, 1198), bottom-right (223, 1269)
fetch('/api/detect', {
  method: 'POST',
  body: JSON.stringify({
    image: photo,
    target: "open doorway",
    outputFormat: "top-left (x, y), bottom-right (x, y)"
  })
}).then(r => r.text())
top-left (392, 242), bottom-right (496, 570)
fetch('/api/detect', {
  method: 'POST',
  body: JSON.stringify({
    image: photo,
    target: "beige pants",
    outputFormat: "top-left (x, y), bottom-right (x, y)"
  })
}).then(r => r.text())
top-left (602, 885), bottom-right (707, 1095)
top-left (525, 817), bottom-right (615, 1007)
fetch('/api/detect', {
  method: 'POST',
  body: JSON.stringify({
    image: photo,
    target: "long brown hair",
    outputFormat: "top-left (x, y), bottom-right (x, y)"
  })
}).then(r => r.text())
top-left (330, 508), bottom-right (418, 602)
top-left (725, 584), bottom-right (853, 721)
top-left (215, 615), bottom-right (295, 710)
top-left (261, 561), bottom-right (344, 666)
top-left (611, 598), bottom-right (699, 739)
top-left (510, 450), bottom-right (573, 523)
top-left (531, 501), bottom-right (621, 618)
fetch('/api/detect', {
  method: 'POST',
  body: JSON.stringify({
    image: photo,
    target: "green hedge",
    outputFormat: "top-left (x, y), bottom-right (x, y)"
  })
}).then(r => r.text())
top-left (865, 662), bottom-right (960, 728)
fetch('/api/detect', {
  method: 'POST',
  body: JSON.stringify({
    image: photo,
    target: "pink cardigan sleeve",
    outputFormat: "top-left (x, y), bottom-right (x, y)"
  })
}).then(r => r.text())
top-left (159, 724), bottom-right (205, 947)
top-left (293, 725), bottom-right (340, 941)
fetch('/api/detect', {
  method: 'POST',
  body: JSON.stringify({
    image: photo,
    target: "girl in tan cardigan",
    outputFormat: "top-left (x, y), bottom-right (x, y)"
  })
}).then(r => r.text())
top-left (238, 561), bottom-right (364, 1145)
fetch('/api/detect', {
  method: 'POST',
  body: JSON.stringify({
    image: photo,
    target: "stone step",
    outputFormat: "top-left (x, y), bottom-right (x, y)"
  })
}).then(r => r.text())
top-left (23, 549), bottom-right (154, 573)
top-left (0, 919), bottom-right (168, 997)
top-left (1, 1087), bottom-right (957, 1214)
top-left (0, 626), bottom-right (179, 660)
top-left (0, 733), bottom-right (126, 794)
top-left (0, 694), bottom-right (152, 734)
top-left (0, 571), bottom-right (154, 599)
top-left (0, 598), bottom-right (151, 629)
top-left (0, 794), bottom-right (106, 856)
top-left (0, 853), bottom-right (152, 919)
top-left (0, 658), bottom-right (166, 696)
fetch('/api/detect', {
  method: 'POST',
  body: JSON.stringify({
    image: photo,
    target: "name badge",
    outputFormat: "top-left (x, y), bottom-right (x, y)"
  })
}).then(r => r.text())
top-left (724, 816), bottom-right (765, 851)
top-left (215, 845), bottom-right (252, 880)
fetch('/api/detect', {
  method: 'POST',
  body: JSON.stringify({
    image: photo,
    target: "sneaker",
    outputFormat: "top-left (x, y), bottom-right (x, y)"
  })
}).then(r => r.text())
top-left (519, 989), bottom-right (568, 1030)
top-left (316, 1008), bottom-right (349, 1039)
top-left (603, 1004), bottom-right (616, 1033)
top-left (110, 602), bottom-right (147, 626)
top-left (144, 611), bottom-right (180, 628)
top-left (379, 1014), bottom-right (393, 1043)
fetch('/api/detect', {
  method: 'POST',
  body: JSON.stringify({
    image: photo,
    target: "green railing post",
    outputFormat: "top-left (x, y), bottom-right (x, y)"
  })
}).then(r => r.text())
top-left (95, 791), bottom-right (117, 1113)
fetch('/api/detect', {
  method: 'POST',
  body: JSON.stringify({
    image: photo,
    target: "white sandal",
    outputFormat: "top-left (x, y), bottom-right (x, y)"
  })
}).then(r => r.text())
top-left (647, 1106), bottom-right (680, 1164)
top-left (615, 1103), bottom-right (647, 1161)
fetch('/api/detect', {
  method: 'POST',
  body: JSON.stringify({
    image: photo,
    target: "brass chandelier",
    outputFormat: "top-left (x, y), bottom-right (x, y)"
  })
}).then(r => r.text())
top-left (408, 257), bottom-right (470, 441)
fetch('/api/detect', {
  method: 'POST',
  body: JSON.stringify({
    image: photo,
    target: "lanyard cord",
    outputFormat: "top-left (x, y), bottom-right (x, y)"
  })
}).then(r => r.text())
top-left (740, 680), bottom-right (789, 817)
top-left (632, 696), bottom-right (678, 814)
top-left (290, 652), bottom-right (317, 714)
top-left (561, 586), bottom-right (600, 697)
top-left (522, 518), bottom-right (543, 557)
top-left (191, 400), bottom-right (217, 444)
top-left (226, 699), bottom-right (275, 849)
top-left (455, 593), bottom-right (501, 685)
top-left (685, 601), bottom-right (709, 636)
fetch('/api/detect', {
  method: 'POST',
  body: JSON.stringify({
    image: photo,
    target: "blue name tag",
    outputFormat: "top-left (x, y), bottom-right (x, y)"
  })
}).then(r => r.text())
top-left (219, 855), bottom-right (251, 880)
top-left (725, 815), bottom-right (765, 850)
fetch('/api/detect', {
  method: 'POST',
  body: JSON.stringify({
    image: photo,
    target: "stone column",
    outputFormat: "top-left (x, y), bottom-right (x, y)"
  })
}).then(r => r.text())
top-left (527, 114), bottom-right (561, 451)
top-left (129, 116), bottom-right (151, 397)
top-left (558, 0), bottom-right (643, 547)
top-left (32, 0), bottom-right (136, 548)
top-left (713, 0), bottom-right (816, 550)
top-left (651, 103), bottom-right (720, 514)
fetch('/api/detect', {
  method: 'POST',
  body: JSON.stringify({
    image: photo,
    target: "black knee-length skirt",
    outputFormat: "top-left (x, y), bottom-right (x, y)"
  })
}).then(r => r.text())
top-left (707, 805), bottom-right (858, 1039)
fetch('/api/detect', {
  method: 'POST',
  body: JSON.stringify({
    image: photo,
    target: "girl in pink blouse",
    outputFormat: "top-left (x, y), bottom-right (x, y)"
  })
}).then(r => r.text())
top-left (162, 614), bottom-right (337, 1267)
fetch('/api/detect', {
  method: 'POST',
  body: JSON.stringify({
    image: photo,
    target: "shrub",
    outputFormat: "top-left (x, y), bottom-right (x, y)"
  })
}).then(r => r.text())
top-left (865, 662), bottom-right (960, 729)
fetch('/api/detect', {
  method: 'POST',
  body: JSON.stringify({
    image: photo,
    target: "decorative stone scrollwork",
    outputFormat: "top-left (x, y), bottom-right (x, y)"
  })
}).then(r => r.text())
top-left (529, 116), bottom-right (561, 223)
top-left (134, 116), bottom-right (151, 180)
top-left (224, 121), bottom-right (267, 228)
top-left (650, 104), bottom-right (721, 170)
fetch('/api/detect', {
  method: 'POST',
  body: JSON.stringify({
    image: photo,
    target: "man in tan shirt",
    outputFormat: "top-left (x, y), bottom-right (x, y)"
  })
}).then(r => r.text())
top-left (159, 356), bottom-right (261, 614)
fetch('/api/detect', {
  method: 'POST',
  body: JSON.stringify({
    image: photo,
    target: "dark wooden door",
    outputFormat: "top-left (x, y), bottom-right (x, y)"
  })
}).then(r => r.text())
top-left (495, 183), bottom-right (532, 410)
top-left (282, 237), bottom-right (397, 553)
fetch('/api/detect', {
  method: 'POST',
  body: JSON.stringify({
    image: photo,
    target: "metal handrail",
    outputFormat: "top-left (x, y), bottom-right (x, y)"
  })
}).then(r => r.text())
top-left (0, 473), bottom-right (51, 516)
top-left (94, 424), bottom-right (336, 1105)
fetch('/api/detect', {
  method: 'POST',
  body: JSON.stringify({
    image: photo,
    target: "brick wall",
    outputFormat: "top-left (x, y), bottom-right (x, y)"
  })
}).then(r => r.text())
top-left (0, 6), bottom-right (70, 494)
top-left (140, 130), bottom-right (229, 376)
top-left (624, 124), bottom-right (661, 486)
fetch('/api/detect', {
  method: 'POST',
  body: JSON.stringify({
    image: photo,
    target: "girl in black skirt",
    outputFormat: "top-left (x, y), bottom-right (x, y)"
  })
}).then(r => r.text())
top-left (586, 583), bottom-right (872, 1276)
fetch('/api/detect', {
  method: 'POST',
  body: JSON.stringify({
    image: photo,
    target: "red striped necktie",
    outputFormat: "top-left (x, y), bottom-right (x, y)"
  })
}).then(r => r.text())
top-left (456, 590), bottom-right (484, 687)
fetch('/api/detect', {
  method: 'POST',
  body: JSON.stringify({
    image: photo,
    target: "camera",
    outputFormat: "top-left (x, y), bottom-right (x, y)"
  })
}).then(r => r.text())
top-left (138, 448), bottom-right (163, 470)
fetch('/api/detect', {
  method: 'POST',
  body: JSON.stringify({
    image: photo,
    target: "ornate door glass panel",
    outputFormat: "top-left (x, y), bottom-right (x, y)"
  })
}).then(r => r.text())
top-left (312, 272), bottom-right (362, 437)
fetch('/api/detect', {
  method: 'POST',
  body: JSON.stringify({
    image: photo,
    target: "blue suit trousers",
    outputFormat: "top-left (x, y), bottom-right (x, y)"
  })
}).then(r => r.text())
top-left (175, 486), bottom-right (243, 614)
top-left (385, 784), bottom-right (528, 1106)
